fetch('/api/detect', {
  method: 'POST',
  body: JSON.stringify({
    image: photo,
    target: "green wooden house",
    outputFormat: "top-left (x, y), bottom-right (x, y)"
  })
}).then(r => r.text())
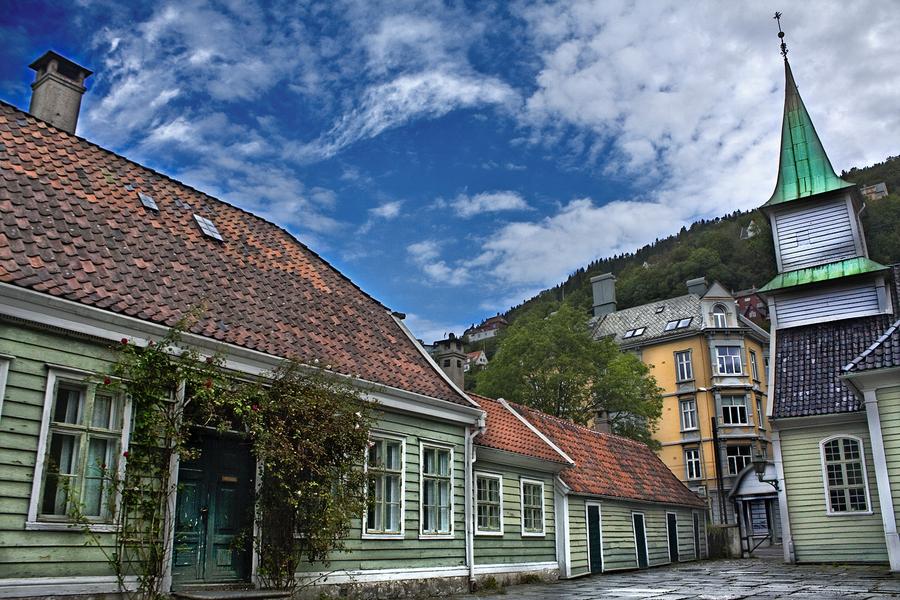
top-left (0, 51), bottom-right (708, 599)
top-left (759, 43), bottom-right (900, 571)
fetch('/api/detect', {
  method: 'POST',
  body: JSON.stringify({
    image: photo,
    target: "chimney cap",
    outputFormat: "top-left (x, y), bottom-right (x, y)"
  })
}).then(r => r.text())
top-left (29, 50), bottom-right (93, 79)
top-left (590, 273), bottom-right (616, 283)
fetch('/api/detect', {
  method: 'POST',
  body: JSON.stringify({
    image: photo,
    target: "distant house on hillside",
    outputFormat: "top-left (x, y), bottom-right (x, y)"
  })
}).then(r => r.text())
top-left (733, 288), bottom-right (770, 324)
top-left (464, 350), bottom-right (488, 372)
top-left (464, 315), bottom-right (508, 342)
top-left (740, 219), bottom-right (760, 240)
top-left (861, 182), bottom-right (889, 201)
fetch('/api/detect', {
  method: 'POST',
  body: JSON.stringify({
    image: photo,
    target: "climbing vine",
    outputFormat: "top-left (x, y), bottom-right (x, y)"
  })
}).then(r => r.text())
top-left (73, 318), bottom-right (372, 597)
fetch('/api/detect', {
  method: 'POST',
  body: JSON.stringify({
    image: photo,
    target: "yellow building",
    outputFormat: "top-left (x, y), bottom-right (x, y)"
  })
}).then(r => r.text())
top-left (591, 275), bottom-right (773, 529)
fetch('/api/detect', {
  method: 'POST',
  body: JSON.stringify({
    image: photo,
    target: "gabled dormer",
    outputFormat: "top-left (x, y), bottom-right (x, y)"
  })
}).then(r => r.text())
top-left (760, 53), bottom-right (892, 329)
top-left (700, 281), bottom-right (737, 329)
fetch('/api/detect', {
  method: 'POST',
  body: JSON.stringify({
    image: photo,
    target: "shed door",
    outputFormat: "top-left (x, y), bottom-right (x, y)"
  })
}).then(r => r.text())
top-left (633, 513), bottom-right (649, 568)
top-left (587, 505), bottom-right (603, 574)
top-left (667, 513), bottom-right (679, 563)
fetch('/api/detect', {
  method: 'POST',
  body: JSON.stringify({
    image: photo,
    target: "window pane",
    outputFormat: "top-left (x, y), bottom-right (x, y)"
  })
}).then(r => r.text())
top-left (53, 385), bottom-right (83, 424)
top-left (42, 432), bottom-right (80, 515)
top-left (91, 394), bottom-right (117, 430)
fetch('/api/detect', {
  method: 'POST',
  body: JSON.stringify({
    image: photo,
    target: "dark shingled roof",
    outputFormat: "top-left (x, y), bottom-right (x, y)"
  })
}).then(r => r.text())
top-left (844, 319), bottom-right (900, 373)
top-left (772, 265), bottom-right (900, 418)
top-left (591, 293), bottom-right (703, 346)
top-left (0, 101), bottom-right (472, 407)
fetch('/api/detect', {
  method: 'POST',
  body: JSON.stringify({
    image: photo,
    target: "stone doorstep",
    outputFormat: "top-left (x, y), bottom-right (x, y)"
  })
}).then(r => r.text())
top-left (172, 590), bottom-right (292, 600)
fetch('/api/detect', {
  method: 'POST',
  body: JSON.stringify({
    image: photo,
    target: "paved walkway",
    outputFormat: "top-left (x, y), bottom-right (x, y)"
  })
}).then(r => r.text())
top-left (460, 558), bottom-right (900, 599)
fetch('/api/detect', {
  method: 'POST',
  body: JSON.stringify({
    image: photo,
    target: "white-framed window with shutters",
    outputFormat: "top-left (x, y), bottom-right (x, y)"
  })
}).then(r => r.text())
top-left (520, 479), bottom-right (546, 536)
top-left (716, 346), bottom-right (743, 375)
top-left (820, 436), bottom-right (871, 515)
top-left (27, 368), bottom-right (131, 532)
top-left (675, 350), bottom-right (693, 382)
top-left (680, 398), bottom-right (698, 431)
top-left (364, 433), bottom-right (405, 538)
top-left (721, 395), bottom-right (749, 425)
top-left (475, 472), bottom-right (503, 535)
top-left (684, 448), bottom-right (702, 480)
top-left (420, 442), bottom-right (453, 538)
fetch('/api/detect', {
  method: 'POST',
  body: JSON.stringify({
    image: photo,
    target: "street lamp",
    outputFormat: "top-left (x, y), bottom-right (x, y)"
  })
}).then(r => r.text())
top-left (752, 446), bottom-right (780, 491)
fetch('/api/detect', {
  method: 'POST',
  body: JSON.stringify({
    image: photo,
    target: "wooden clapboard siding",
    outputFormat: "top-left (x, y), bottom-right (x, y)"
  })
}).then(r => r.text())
top-left (295, 411), bottom-right (468, 574)
top-left (472, 461), bottom-right (556, 567)
top-left (774, 197), bottom-right (858, 271)
top-left (567, 496), bottom-right (702, 574)
top-left (567, 496), bottom-right (589, 576)
top-left (777, 283), bottom-right (881, 328)
top-left (780, 421), bottom-right (888, 563)
top-left (0, 323), bottom-right (120, 579)
top-left (877, 386), bottom-right (900, 527)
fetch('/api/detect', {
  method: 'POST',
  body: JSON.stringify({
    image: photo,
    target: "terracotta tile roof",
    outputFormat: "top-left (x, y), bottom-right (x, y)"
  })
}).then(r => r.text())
top-left (470, 393), bottom-right (569, 464)
top-left (516, 406), bottom-right (706, 508)
top-left (0, 101), bottom-right (472, 407)
top-left (773, 265), bottom-right (899, 418)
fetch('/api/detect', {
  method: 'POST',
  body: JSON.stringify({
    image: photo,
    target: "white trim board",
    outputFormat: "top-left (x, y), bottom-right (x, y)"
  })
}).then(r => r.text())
top-left (0, 356), bottom-right (10, 424)
top-left (298, 565), bottom-right (468, 584)
top-left (0, 576), bottom-right (139, 599)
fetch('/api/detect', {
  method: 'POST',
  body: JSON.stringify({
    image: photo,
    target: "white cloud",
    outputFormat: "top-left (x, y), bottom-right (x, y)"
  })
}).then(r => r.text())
top-left (452, 191), bottom-right (530, 218)
top-left (403, 313), bottom-right (468, 346)
top-left (407, 240), bottom-right (470, 286)
top-left (371, 200), bottom-right (402, 219)
top-left (297, 70), bottom-right (519, 160)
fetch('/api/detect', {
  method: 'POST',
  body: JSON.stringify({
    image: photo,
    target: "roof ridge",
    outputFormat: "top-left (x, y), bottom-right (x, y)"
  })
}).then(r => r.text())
top-left (499, 398), bottom-right (574, 464)
top-left (0, 100), bottom-right (391, 314)
top-left (844, 318), bottom-right (900, 372)
top-left (515, 403), bottom-right (645, 447)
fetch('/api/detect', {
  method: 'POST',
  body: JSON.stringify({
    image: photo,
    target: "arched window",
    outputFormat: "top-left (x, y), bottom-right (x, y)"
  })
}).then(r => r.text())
top-left (712, 304), bottom-right (728, 328)
top-left (820, 436), bottom-right (870, 514)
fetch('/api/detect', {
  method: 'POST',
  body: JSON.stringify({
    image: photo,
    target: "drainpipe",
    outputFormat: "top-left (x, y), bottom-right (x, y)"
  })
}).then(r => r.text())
top-left (711, 417), bottom-right (727, 524)
top-left (465, 418), bottom-right (485, 590)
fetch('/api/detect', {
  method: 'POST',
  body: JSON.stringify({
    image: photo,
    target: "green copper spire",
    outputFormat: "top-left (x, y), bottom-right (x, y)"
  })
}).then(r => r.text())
top-left (764, 58), bottom-right (854, 207)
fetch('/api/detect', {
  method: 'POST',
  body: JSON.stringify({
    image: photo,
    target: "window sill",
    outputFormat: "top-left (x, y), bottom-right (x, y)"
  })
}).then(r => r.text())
top-left (361, 532), bottom-right (404, 540)
top-left (475, 531), bottom-right (504, 537)
top-left (419, 533), bottom-right (454, 540)
top-left (521, 531), bottom-right (546, 538)
top-left (826, 510), bottom-right (873, 517)
top-left (25, 521), bottom-right (118, 533)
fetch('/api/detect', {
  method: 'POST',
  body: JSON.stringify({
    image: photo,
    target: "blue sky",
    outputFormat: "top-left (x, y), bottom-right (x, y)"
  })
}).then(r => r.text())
top-left (2, 1), bottom-right (899, 343)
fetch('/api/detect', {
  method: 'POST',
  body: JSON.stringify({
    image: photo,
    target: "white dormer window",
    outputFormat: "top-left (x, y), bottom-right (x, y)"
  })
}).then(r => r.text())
top-left (712, 304), bottom-right (728, 328)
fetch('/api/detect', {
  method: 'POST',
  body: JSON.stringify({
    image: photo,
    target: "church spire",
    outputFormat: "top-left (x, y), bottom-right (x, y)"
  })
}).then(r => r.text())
top-left (764, 16), bottom-right (854, 207)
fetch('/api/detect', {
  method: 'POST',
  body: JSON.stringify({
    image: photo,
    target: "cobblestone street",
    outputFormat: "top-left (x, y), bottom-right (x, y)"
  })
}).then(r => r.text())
top-left (460, 558), bottom-right (900, 599)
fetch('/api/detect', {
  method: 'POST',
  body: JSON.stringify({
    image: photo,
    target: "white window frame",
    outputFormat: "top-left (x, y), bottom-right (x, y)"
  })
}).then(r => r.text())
top-left (27, 367), bottom-right (132, 532)
top-left (684, 448), bottom-right (702, 480)
top-left (419, 441), bottom-right (454, 539)
top-left (755, 397), bottom-right (765, 430)
top-left (716, 346), bottom-right (743, 375)
top-left (680, 398), bottom-right (698, 431)
top-left (712, 304), bottom-right (728, 328)
top-left (362, 431), bottom-right (406, 540)
top-left (0, 355), bottom-right (11, 423)
top-left (726, 445), bottom-right (751, 475)
top-left (749, 350), bottom-right (760, 382)
top-left (721, 395), bottom-right (749, 426)
top-left (520, 478), bottom-right (546, 537)
top-left (819, 435), bottom-right (873, 516)
top-left (474, 471), bottom-right (504, 536)
top-left (675, 350), bottom-right (693, 382)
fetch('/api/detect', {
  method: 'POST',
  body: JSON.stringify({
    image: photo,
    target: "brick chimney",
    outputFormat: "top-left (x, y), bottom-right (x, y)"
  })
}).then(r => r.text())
top-left (28, 51), bottom-right (92, 134)
top-left (593, 408), bottom-right (612, 434)
top-left (433, 333), bottom-right (466, 389)
top-left (591, 273), bottom-right (617, 317)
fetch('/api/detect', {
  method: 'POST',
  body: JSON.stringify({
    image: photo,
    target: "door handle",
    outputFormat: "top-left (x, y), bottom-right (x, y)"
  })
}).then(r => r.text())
top-left (200, 506), bottom-right (209, 519)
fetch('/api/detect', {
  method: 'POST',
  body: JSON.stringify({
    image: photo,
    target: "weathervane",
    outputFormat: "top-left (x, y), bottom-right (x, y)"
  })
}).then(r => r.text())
top-left (774, 11), bottom-right (788, 58)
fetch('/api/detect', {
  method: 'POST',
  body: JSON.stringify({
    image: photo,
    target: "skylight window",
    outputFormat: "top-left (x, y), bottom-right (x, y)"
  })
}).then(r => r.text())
top-left (655, 306), bottom-right (666, 313)
top-left (138, 191), bottom-right (159, 212)
top-left (194, 214), bottom-right (223, 241)
top-left (665, 318), bottom-right (693, 331)
top-left (622, 327), bottom-right (646, 339)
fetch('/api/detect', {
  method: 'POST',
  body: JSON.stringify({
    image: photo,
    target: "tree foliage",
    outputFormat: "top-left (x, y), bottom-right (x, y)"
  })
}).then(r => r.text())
top-left (475, 304), bottom-right (662, 444)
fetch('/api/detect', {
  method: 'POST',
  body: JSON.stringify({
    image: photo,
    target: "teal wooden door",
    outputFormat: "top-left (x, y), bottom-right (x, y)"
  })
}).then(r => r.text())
top-left (172, 433), bottom-right (254, 584)
top-left (587, 505), bottom-right (603, 574)
top-left (633, 513), bottom-right (649, 568)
